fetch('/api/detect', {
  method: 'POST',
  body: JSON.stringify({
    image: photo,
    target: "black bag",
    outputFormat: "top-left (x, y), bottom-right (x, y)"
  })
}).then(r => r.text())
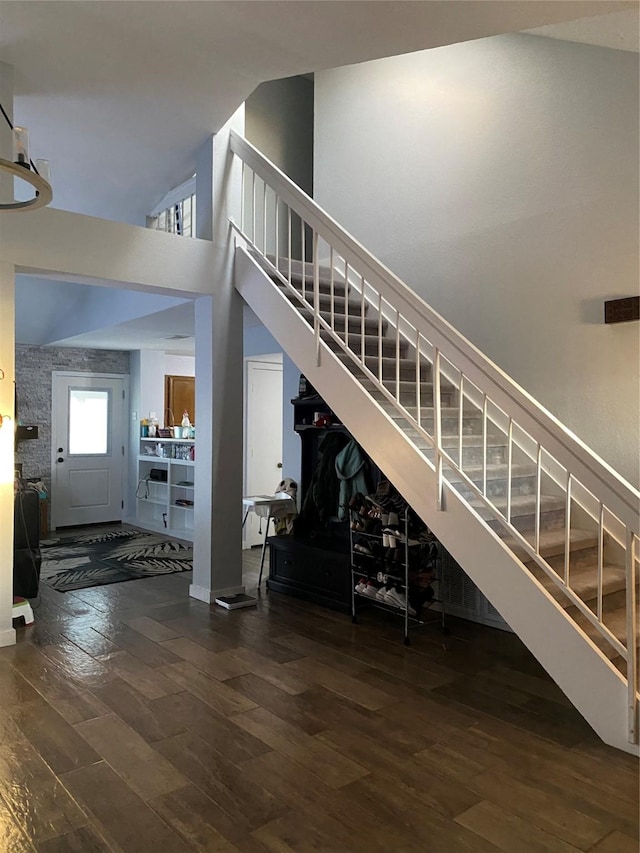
top-left (14, 489), bottom-right (41, 599)
top-left (149, 468), bottom-right (167, 482)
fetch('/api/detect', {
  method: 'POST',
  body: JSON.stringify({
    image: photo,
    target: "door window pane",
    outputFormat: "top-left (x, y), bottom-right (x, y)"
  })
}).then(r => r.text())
top-left (69, 389), bottom-right (110, 455)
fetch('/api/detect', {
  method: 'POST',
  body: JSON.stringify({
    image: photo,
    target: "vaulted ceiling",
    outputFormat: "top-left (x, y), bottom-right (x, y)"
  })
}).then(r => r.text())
top-left (1, 0), bottom-right (634, 224)
top-left (2, 1), bottom-right (637, 353)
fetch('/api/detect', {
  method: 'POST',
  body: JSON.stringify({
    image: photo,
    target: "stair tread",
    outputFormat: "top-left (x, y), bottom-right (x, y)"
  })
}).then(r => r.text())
top-left (570, 605), bottom-right (638, 658)
top-left (513, 527), bottom-right (598, 561)
top-left (339, 353), bottom-right (420, 367)
top-left (446, 463), bottom-right (536, 482)
top-left (281, 288), bottom-right (361, 308)
top-left (270, 258), bottom-right (347, 287)
top-left (472, 493), bottom-right (565, 518)
top-left (530, 561), bottom-right (627, 607)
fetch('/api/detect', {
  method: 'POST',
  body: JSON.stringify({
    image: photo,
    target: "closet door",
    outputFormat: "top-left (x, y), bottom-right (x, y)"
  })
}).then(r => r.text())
top-left (244, 359), bottom-right (283, 548)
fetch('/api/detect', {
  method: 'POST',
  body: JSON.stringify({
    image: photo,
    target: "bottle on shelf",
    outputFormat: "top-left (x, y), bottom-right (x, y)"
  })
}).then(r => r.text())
top-left (181, 411), bottom-right (191, 439)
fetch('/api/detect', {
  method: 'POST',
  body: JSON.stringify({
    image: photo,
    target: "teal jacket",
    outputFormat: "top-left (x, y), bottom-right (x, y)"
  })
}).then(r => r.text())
top-left (335, 439), bottom-right (369, 520)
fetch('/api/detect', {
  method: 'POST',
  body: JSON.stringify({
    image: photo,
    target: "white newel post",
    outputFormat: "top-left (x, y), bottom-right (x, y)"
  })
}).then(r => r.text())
top-left (190, 106), bottom-right (245, 603)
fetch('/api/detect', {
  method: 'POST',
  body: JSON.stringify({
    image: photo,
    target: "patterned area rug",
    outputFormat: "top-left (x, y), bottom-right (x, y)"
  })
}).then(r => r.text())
top-left (40, 528), bottom-right (193, 592)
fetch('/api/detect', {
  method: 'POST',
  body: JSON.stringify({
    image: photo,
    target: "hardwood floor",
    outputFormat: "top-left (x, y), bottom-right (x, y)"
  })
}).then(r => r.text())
top-left (1, 545), bottom-right (637, 851)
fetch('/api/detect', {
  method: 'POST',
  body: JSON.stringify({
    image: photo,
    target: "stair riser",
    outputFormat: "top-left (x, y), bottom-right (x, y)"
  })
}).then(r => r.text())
top-left (420, 444), bottom-right (508, 467)
top-left (286, 279), bottom-right (349, 298)
top-left (450, 474), bottom-right (537, 501)
top-left (451, 446), bottom-right (508, 467)
top-left (282, 289), bottom-right (365, 315)
top-left (396, 413), bottom-right (489, 434)
top-left (345, 359), bottom-right (431, 381)
top-left (333, 339), bottom-right (408, 358)
top-left (487, 507), bottom-right (566, 533)
top-left (538, 546), bottom-right (602, 575)
top-left (320, 316), bottom-right (385, 335)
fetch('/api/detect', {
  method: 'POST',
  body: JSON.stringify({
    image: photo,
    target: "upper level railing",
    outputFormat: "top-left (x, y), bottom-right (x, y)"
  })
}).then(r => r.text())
top-left (229, 130), bottom-right (640, 742)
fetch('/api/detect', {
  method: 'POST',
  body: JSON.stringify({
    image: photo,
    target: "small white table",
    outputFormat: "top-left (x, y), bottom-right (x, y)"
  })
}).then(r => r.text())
top-left (242, 494), bottom-right (295, 586)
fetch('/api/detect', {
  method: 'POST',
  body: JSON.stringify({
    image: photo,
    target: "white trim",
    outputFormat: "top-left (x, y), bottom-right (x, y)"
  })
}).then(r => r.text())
top-left (189, 583), bottom-right (245, 603)
top-left (0, 628), bottom-right (16, 647)
top-left (149, 175), bottom-right (197, 218)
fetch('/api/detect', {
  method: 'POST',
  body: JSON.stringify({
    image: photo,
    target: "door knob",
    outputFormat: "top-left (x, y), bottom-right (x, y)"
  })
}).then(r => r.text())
top-left (57, 447), bottom-right (63, 453)
top-left (277, 462), bottom-right (283, 468)
top-left (57, 457), bottom-right (64, 463)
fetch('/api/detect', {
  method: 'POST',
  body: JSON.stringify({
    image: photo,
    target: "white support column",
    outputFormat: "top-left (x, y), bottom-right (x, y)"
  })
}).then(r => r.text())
top-left (190, 106), bottom-right (245, 603)
top-left (0, 65), bottom-right (16, 644)
top-left (0, 261), bottom-right (17, 646)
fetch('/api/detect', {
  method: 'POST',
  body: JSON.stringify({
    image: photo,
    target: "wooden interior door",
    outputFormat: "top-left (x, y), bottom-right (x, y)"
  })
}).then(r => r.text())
top-left (165, 375), bottom-right (195, 426)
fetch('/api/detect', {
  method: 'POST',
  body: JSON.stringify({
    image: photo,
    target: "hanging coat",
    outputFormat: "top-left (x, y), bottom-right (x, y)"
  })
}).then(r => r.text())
top-left (335, 439), bottom-right (370, 520)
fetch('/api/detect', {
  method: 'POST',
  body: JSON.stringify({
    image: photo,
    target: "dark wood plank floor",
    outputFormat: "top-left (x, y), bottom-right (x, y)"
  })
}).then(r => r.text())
top-left (1, 545), bottom-right (637, 851)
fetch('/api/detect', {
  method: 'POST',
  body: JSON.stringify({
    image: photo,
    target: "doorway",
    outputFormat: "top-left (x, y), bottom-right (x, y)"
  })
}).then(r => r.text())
top-left (244, 356), bottom-right (283, 548)
top-left (51, 372), bottom-right (128, 529)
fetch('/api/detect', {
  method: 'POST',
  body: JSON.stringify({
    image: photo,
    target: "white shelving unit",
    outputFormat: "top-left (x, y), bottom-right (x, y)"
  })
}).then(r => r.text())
top-left (135, 437), bottom-right (195, 541)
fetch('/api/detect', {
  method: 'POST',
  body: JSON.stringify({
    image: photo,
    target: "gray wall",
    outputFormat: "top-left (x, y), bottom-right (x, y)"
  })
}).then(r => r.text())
top-left (246, 75), bottom-right (314, 195)
top-left (246, 75), bottom-right (314, 259)
top-left (314, 34), bottom-right (640, 487)
top-left (15, 345), bottom-right (130, 516)
top-left (244, 75), bottom-right (314, 488)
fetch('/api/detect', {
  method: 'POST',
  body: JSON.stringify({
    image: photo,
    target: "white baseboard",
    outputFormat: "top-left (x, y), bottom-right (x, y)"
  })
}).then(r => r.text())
top-left (189, 583), bottom-right (245, 604)
top-left (0, 627), bottom-right (16, 647)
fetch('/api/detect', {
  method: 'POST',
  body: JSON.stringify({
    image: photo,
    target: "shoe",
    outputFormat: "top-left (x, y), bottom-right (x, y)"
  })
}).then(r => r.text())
top-left (354, 543), bottom-right (373, 556)
top-left (354, 578), bottom-right (368, 594)
top-left (360, 582), bottom-right (379, 599)
top-left (375, 584), bottom-right (389, 601)
top-left (384, 587), bottom-right (416, 616)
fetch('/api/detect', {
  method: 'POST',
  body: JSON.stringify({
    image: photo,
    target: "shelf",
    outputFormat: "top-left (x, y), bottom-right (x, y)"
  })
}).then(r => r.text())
top-left (352, 568), bottom-right (406, 583)
top-left (136, 439), bottom-right (195, 543)
top-left (294, 424), bottom-right (345, 433)
top-left (354, 591), bottom-right (423, 623)
top-left (140, 437), bottom-right (194, 444)
top-left (136, 497), bottom-right (166, 507)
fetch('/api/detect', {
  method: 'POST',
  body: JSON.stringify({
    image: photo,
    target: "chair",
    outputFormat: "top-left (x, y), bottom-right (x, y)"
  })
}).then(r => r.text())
top-left (242, 494), bottom-right (296, 586)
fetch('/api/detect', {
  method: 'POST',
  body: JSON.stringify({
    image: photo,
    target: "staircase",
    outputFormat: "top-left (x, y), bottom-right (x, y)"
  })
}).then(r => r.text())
top-left (229, 131), bottom-right (640, 754)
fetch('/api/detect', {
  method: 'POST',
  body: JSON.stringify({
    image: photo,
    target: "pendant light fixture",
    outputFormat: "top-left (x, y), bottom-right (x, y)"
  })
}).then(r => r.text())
top-left (0, 102), bottom-right (52, 212)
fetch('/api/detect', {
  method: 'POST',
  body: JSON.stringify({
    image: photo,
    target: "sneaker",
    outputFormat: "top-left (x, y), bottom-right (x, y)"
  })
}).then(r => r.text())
top-left (375, 584), bottom-right (389, 602)
top-left (354, 543), bottom-right (373, 556)
top-left (354, 578), bottom-right (368, 594)
top-left (361, 581), bottom-right (379, 599)
top-left (384, 587), bottom-right (417, 616)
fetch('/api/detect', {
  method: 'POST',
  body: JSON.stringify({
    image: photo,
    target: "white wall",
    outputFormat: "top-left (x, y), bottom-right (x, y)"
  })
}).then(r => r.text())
top-left (137, 351), bottom-right (195, 427)
top-left (314, 34), bottom-right (640, 487)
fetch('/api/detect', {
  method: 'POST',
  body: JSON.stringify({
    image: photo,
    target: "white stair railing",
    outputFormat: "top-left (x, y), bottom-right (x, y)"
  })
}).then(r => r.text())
top-left (229, 130), bottom-right (640, 743)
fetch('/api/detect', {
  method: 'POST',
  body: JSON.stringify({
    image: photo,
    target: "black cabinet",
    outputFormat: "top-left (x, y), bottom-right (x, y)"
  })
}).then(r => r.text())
top-left (268, 535), bottom-right (351, 612)
top-left (266, 392), bottom-right (373, 612)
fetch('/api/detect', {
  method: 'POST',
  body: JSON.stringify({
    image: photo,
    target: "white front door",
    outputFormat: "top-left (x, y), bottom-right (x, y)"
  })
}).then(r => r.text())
top-left (52, 373), bottom-right (127, 528)
top-left (244, 358), bottom-right (283, 548)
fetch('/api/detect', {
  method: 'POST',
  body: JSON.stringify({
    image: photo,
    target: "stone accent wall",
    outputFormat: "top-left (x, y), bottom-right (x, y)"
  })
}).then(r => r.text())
top-left (15, 346), bottom-right (130, 503)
